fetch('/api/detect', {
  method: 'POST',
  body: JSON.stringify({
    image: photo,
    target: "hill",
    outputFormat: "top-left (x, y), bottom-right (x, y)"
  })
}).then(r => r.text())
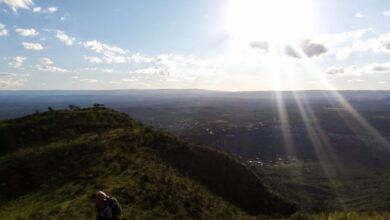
top-left (0, 106), bottom-right (295, 219)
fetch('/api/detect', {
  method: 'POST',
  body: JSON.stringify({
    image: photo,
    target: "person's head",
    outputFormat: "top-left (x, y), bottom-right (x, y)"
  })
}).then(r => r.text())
top-left (91, 191), bottom-right (108, 206)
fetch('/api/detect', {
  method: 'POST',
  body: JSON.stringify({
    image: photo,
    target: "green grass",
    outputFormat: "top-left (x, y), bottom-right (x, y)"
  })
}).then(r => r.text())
top-left (0, 106), bottom-right (293, 219)
top-left (257, 161), bottom-right (390, 212)
top-left (0, 148), bottom-right (250, 220)
top-left (5, 106), bottom-right (388, 219)
top-left (290, 211), bottom-right (390, 220)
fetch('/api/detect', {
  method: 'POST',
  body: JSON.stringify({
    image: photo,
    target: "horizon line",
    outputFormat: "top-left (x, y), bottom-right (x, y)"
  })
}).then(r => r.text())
top-left (1, 89), bottom-right (390, 93)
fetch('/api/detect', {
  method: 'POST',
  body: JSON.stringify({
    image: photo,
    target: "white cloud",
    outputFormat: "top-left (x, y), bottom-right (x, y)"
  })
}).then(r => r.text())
top-left (148, 54), bottom-right (215, 81)
top-left (0, 73), bottom-right (28, 88)
top-left (128, 53), bottom-right (156, 63)
top-left (22, 42), bottom-right (43, 50)
top-left (103, 53), bottom-right (126, 64)
top-left (60, 14), bottom-right (68, 21)
top-left (83, 40), bottom-right (104, 53)
top-left (56, 30), bottom-right (75, 46)
top-left (36, 59), bottom-right (68, 73)
top-left (15, 28), bottom-right (38, 37)
top-left (36, 64), bottom-right (68, 73)
top-left (106, 46), bottom-right (125, 55)
top-left (121, 78), bottom-right (138, 82)
top-left (316, 29), bottom-right (369, 46)
top-left (131, 67), bottom-right (169, 76)
top-left (109, 78), bottom-right (139, 85)
top-left (304, 29), bottom-right (370, 59)
top-left (108, 81), bottom-right (122, 85)
top-left (326, 62), bottom-right (390, 76)
top-left (334, 32), bottom-right (390, 59)
top-left (0, 23), bottom-right (8, 36)
top-left (365, 62), bottom-right (390, 73)
top-left (80, 44), bottom-right (214, 82)
top-left (301, 29), bottom-right (370, 60)
top-left (335, 40), bottom-right (372, 60)
top-left (8, 56), bottom-right (26, 69)
top-left (250, 41), bottom-right (269, 52)
top-left (156, 54), bottom-right (212, 69)
top-left (347, 79), bottom-right (363, 83)
top-left (371, 33), bottom-right (390, 53)
top-left (0, 78), bottom-right (23, 87)
top-left (83, 40), bottom-right (126, 64)
top-left (84, 40), bottom-right (126, 54)
top-left (324, 65), bottom-right (361, 76)
top-left (249, 30), bottom-right (370, 59)
top-left (32, 6), bottom-right (58, 14)
top-left (0, 0), bottom-right (33, 12)
top-left (83, 67), bottom-right (113, 73)
top-left (101, 69), bottom-right (113, 73)
top-left (80, 78), bottom-right (98, 83)
top-left (384, 9), bottom-right (390, 16)
top-left (47, 7), bottom-right (57, 13)
top-left (379, 81), bottom-right (388, 84)
top-left (39, 58), bottom-right (53, 65)
top-left (355, 12), bottom-right (363, 18)
top-left (284, 39), bottom-right (329, 58)
top-left (14, 56), bottom-right (27, 65)
top-left (335, 47), bottom-right (355, 60)
top-left (32, 7), bottom-right (40, 13)
top-left (84, 56), bottom-right (103, 63)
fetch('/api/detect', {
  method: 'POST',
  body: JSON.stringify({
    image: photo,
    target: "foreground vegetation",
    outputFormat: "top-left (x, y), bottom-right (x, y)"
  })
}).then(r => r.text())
top-left (257, 161), bottom-right (390, 212)
top-left (1, 106), bottom-right (389, 219)
top-left (0, 106), bottom-right (293, 219)
top-left (290, 211), bottom-right (390, 220)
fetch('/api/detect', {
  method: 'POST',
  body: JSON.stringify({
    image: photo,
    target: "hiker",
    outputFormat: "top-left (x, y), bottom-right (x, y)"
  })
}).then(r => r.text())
top-left (91, 191), bottom-right (122, 220)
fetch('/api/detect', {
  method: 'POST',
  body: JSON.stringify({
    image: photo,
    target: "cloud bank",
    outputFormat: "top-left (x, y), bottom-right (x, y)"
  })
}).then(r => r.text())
top-left (0, 0), bottom-right (33, 12)
top-left (22, 42), bottom-right (43, 50)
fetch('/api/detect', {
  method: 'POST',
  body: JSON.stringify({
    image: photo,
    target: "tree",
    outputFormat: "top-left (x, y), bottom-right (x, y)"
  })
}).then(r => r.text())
top-left (68, 105), bottom-right (80, 111)
top-left (93, 103), bottom-right (105, 109)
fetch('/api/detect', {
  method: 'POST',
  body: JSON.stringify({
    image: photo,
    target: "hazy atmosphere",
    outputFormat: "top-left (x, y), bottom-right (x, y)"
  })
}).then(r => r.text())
top-left (0, 0), bottom-right (389, 90)
top-left (1, 1), bottom-right (390, 220)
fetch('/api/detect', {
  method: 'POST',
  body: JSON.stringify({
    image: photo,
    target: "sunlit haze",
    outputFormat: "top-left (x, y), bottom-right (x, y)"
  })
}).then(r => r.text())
top-left (227, 0), bottom-right (314, 44)
top-left (2, 1), bottom-right (390, 219)
top-left (0, 0), bottom-right (389, 90)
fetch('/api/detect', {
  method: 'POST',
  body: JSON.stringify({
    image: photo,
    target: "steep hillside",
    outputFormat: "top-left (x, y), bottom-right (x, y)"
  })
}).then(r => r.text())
top-left (0, 106), bottom-right (295, 219)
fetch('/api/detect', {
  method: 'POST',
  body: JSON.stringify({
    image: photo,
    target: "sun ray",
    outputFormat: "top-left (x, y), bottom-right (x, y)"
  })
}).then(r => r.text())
top-left (227, 0), bottom-right (314, 43)
top-left (226, 0), bottom-right (389, 209)
top-left (286, 72), bottom-right (347, 209)
top-left (289, 43), bottom-right (390, 153)
top-left (270, 45), bottom-right (297, 158)
top-left (272, 44), bottom-right (349, 208)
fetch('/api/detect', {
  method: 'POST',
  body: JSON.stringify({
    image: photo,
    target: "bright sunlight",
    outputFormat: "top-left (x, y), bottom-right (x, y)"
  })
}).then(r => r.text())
top-left (227, 0), bottom-right (314, 45)
top-left (1, 1), bottom-right (390, 219)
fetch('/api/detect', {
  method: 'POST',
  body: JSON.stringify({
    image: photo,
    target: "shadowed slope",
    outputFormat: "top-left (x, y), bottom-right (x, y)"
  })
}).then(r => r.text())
top-left (0, 106), bottom-right (295, 219)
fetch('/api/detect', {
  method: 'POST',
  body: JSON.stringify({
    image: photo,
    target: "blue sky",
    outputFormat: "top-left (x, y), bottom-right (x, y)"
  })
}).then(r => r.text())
top-left (0, 0), bottom-right (389, 90)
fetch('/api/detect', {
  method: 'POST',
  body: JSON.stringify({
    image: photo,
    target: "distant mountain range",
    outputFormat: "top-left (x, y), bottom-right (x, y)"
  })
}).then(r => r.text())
top-left (1, 90), bottom-right (390, 120)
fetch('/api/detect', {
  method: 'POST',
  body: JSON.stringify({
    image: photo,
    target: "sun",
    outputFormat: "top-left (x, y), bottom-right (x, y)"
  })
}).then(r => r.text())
top-left (226, 0), bottom-right (314, 46)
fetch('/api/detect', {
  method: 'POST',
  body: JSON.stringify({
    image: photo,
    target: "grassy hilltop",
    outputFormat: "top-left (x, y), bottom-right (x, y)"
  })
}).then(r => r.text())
top-left (0, 106), bottom-right (294, 219)
top-left (2, 105), bottom-right (390, 220)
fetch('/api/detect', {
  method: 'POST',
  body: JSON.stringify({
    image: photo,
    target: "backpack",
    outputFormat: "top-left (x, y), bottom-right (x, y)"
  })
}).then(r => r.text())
top-left (107, 197), bottom-right (122, 218)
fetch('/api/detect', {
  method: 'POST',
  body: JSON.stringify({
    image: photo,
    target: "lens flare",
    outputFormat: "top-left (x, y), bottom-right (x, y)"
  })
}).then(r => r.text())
top-left (227, 0), bottom-right (314, 45)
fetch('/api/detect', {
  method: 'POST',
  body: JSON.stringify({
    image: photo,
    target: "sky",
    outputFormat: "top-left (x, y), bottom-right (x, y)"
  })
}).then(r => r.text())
top-left (0, 0), bottom-right (389, 91)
